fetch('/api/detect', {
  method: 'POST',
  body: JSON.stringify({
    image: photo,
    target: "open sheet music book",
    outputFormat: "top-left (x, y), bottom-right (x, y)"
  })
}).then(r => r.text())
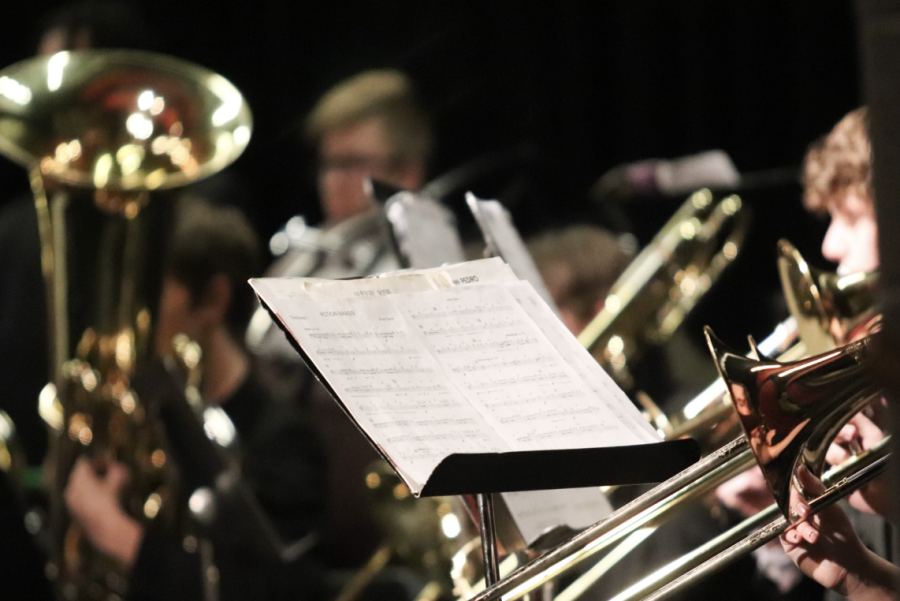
top-left (251, 257), bottom-right (670, 495)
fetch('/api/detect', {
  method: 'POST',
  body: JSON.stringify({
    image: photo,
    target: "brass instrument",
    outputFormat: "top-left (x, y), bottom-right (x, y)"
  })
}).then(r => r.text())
top-left (638, 240), bottom-right (878, 451)
top-left (464, 250), bottom-right (881, 601)
top-left (0, 410), bottom-right (27, 487)
top-left (0, 50), bottom-right (251, 599)
top-left (465, 331), bottom-right (886, 601)
top-left (777, 239), bottom-right (879, 354)
top-left (577, 189), bottom-right (748, 390)
top-left (556, 253), bottom-right (882, 601)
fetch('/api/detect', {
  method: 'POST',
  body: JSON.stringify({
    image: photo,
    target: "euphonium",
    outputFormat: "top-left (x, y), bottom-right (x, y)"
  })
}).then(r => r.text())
top-left (577, 189), bottom-right (748, 390)
top-left (0, 50), bottom-right (251, 599)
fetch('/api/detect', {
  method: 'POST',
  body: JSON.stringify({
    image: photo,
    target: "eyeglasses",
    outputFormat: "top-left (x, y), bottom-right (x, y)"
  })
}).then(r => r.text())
top-left (317, 153), bottom-right (399, 175)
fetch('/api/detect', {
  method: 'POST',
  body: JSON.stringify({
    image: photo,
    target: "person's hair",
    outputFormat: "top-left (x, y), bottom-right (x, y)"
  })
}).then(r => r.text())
top-left (527, 225), bottom-right (633, 325)
top-left (305, 69), bottom-right (433, 166)
top-left (164, 200), bottom-right (260, 342)
top-left (803, 107), bottom-right (872, 214)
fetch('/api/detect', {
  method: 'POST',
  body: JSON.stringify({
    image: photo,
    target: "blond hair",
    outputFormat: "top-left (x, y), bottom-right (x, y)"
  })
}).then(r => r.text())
top-left (305, 69), bottom-right (432, 165)
top-left (803, 107), bottom-right (872, 213)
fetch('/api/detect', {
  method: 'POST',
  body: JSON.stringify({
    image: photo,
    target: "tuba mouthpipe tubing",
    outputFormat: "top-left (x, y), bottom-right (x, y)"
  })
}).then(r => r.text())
top-left (468, 437), bottom-right (754, 601)
top-left (640, 446), bottom-right (889, 601)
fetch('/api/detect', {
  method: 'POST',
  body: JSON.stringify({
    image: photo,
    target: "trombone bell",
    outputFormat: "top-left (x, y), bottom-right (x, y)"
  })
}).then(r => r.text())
top-left (777, 239), bottom-right (879, 355)
top-left (704, 326), bottom-right (880, 516)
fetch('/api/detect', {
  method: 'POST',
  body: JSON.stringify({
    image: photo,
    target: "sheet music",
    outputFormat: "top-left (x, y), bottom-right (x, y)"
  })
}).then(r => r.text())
top-left (262, 293), bottom-right (509, 491)
top-left (466, 193), bottom-right (559, 312)
top-left (377, 257), bottom-right (518, 285)
top-left (384, 192), bottom-right (466, 268)
top-left (302, 272), bottom-right (454, 300)
top-left (251, 262), bottom-right (660, 501)
top-left (502, 488), bottom-right (614, 546)
top-left (390, 284), bottom-right (649, 451)
top-left (505, 281), bottom-right (660, 443)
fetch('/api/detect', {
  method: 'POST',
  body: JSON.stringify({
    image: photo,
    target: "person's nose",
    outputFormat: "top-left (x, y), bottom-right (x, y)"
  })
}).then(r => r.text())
top-left (821, 219), bottom-right (846, 266)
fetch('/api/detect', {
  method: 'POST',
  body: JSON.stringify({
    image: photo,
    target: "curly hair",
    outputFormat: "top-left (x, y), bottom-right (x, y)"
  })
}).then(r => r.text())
top-left (803, 107), bottom-right (872, 213)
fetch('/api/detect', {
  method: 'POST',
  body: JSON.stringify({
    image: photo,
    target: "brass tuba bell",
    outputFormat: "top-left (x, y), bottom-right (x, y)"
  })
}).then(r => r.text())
top-left (0, 49), bottom-right (251, 600)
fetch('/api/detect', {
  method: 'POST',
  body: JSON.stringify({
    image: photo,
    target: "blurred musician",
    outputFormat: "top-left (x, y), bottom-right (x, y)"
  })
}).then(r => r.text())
top-left (249, 69), bottom-right (433, 397)
top-left (526, 225), bottom-right (634, 335)
top-left (717, 108), bottom-right (895, 600)
top-left (65, 200), bottom-right (328, 601)
top-left (248, 70), bottom-right (435, 590)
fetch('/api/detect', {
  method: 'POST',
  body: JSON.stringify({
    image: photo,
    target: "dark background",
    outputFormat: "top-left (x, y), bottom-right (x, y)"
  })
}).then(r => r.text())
top-left (0, 0), bottom-right (861, 347)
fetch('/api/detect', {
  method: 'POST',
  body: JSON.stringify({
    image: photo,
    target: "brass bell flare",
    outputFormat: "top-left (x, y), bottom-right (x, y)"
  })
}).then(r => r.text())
top-left (777, 239), bottom-right (878, 355)
top-left (0, 49), bottom-right (252, 191)
top-left (704, 325), bottom-right (880, 516)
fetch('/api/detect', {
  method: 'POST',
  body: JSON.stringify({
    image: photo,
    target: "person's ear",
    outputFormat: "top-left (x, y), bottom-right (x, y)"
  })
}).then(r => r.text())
top-left (200, 274), bottom-right (232, 326)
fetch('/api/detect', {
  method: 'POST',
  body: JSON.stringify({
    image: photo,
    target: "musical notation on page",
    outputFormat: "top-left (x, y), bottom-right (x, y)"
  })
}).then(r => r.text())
top-left (250, 259), bottom-right (662, 495)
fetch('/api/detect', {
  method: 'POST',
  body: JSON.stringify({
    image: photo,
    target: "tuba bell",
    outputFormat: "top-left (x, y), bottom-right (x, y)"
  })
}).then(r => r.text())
top-left (0, 49), bottom-right (251, 599)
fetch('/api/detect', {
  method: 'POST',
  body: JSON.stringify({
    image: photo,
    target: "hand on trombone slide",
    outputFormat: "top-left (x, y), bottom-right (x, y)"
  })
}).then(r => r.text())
top-left (827, 405), bottom-right (892, 520)
top-left (779, 465), bottom-right (898, 600)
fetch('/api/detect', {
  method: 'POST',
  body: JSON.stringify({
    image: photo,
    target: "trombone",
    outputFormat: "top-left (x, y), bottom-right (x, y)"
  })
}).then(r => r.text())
top-left (466, 246), bottom-right (883, 601)
top-left (468, 332), bottom-right (885, 601)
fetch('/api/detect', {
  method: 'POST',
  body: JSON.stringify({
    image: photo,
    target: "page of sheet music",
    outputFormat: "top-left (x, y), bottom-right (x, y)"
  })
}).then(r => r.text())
top-left (255, 291), bottom-right (509, 492)
top-left (390, 284), bottom-right (649, 451)
top-left (502, 488), bottom-right (614, 546)
top-left (302, 272), bottom-right (453, 300)
top-left (384, 192), bottom-right (466, 268)
top-left (505, 281), bottom-right (660, 443)
top-left (467, 195), bottom-right (559, 312)
top-left (376, 257), bottom-right (519, 284)
top-left (273, 265), bottom-right (625, 540)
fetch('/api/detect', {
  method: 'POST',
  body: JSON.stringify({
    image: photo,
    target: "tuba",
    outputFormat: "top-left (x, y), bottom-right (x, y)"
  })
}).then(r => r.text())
top-left (0, 50), bottom-right (251, 599)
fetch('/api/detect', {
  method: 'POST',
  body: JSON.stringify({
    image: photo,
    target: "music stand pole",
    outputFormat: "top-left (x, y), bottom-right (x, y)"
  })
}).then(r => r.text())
top-left (478, 493), bottom-right (501, 586)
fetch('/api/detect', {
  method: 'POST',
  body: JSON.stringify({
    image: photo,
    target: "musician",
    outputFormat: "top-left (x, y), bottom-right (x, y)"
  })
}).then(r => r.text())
top-left (717, 107), bottom-right (895, 600)
top-left (65, 200), bottom-right (328, 601)
top-left (248, 70), bottom-right (435, 585)
top-left (780, 467), bottom-right (898, 600)
top-left (526, 224), bottom-right (634, 334)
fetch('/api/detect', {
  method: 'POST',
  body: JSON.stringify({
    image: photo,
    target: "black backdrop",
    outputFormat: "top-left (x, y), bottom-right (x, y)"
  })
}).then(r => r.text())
top-left (0, 0), bottom-right (861, 347)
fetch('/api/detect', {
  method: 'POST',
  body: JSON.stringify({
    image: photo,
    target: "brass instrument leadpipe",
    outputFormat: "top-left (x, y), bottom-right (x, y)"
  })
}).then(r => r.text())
top-left (467, 438), bottom-right (755, 601)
